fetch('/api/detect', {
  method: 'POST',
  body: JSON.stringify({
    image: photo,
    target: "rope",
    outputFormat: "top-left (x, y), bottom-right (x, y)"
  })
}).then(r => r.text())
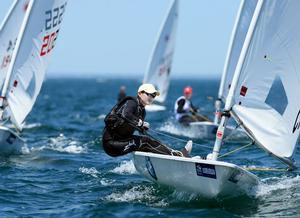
top-left (218, 141), bottom-right (254, 159)
top-left (222, 122), bottom-right (242, 142)
top-left (243, 167), bottom-right (288, 172)
top-left (148, 128), bottom-right (212, 149)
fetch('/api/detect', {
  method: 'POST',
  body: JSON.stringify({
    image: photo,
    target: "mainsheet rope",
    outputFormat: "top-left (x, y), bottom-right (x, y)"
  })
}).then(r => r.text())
top-left (148, 128), bottom-right (212, 149)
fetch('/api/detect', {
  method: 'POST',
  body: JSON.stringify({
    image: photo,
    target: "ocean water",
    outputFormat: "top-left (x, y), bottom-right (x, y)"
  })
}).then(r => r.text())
top-left (0, 78), bottom-right (300, 217)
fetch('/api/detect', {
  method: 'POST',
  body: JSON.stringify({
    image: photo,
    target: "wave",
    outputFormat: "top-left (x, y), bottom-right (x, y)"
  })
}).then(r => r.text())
top-left (104, 185), bottom-right (152, 201)
top-left (97, 114), bottom-right (106, 119)
top-left (79, 166), bottom-right (115, 186)
top-left (256, 175), bottom-right (300, 197)
top-left (110, 160), bottom-right (137, 175)
top-left (30, 134), bottom-right (87, 154)
top-left (23, 123), bottom-right (42, 129)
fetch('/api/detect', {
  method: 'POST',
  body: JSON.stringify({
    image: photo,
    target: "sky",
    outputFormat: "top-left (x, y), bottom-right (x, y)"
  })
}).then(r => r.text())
top-left (0, 0), bottom-right (241, 79)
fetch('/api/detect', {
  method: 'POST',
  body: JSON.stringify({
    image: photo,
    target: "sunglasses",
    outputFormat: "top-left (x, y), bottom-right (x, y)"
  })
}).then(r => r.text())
top-left (142, 91), bottom-right (156, 98)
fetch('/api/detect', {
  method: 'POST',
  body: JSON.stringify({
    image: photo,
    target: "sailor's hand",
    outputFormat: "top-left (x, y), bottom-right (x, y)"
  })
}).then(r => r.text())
top-left (142, 121), bottom-right (150, 130)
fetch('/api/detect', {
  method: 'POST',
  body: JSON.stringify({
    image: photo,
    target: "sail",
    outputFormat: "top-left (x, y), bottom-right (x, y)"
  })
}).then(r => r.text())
top-left (143, 0), bottom-right (178, 103)
top-left (231, 0), bottom-right (300, 167)
top-left (218, 0), bottom-right (257, 102)
top-left (0, 0), bottom-right (29, 92)
top-left (2, 0), bottom-right (68, 130)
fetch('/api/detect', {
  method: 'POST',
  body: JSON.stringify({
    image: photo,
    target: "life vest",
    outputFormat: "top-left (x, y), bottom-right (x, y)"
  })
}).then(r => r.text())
top-left (174, 96), bottom-right (191, 120)
top-left (104, 96), bottom-right (138, 130)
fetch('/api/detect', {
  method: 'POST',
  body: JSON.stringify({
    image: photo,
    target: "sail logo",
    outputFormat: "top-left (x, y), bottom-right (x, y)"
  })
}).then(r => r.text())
top-left (145, 157), bottom-right (157, 180)
top-left (195, 163), bottom-right (216, 179)
top-left (1, 39), bottom-right (17, 69)
top-left (292, 110), bottom-right (300, 133)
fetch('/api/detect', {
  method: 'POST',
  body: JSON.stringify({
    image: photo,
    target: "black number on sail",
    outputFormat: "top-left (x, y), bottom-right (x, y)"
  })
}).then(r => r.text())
top-left (292, 110), bottom-right (300, 133)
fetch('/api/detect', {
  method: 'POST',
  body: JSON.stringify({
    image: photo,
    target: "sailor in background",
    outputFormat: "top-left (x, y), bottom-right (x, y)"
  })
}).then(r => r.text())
top-left (103, 83), bottom-right (192, 157)
top-left (174, 86), bottom-right (210, 125)
top-left (117, 85), bottom-right (126, 102)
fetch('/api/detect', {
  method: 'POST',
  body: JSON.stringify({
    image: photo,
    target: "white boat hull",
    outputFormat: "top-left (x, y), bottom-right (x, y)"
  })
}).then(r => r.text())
top-left (189, 121), bottom-right (247, 141)
top-left (133, 151), bottom-right (259, 199)
top-left (0, 126), bottom-right (24, 155)
top-left (145, 104), bottom-right (166, 112)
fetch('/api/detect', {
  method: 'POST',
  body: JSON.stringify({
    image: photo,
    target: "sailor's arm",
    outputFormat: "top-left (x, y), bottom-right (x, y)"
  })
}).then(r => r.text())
top-left (121, 99), bottom-right (141, 126)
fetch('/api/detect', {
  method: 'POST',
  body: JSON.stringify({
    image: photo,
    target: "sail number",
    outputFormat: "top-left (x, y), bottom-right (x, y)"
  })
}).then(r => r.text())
top-left (40, 2), bottom-right (67, 56)
top-left (1, 39), bottom-right (17, 69)
top-left (1, 55), bottom-right (11, 69)
top-left (40, 30), bottom-right (59, 56)
top-left (45, 3), bottom-right (67, 31)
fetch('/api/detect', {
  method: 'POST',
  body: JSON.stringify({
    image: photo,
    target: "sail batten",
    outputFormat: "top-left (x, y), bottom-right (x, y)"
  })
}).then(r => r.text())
top-left (229, 0), bottom-right (300, 167)
top-left (143, 0), bottom-right (178, 103)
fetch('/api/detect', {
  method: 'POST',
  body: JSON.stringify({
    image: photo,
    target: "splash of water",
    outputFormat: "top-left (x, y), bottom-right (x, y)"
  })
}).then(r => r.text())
top-left (110, 160), bottom-right (137, 175)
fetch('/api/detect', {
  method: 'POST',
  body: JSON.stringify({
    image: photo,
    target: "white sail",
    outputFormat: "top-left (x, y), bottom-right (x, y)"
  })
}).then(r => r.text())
top-left (0, 0), bottom-right (29, 92)
top-left (218, 0), bottom-right (257, 102)
top-left (230, 0), bottom-right (300, 168)
top-left (143, 0), bottom-right (178, 103)
top-left (1, 0), bottom-right (68, 130)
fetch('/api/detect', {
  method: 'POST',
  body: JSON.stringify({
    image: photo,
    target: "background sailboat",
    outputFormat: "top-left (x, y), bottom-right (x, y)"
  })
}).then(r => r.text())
top-left (0, 0), bottom-right (68, 155)
top-left (144, 0), bottom-right (178, 112)
top-left (214, 0), bottom-right (258, 125)
top-left (181, 0), bottom-right (256, 141)
top-left (134, 0), bottom-right (300, 198)
top-left (0, 0), bottom-right (28, 101)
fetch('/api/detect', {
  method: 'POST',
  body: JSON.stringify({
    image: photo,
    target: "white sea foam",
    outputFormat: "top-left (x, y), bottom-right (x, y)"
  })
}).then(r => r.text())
top-left (97, 114), bottom-right (106, 119)
top-left (256, 176), bottom-right (300, 197)
top-left (104, 186), bottom-right (154, 202)
top-left (79, 167), bottom-right (115, 186)
top-left (22, 123), bottom-right (42, 129)
top-left (20, 144), bottom-right (30, 154)
top-left (32, 134), bottom-right (87, 154)
top-left (100, 178), bottom-right (115, 186)
top-left (63, 144), bottom-right (86, 154)
top-left (110, 160), bottom-right (137, 175)
top-left (79, 167), bottom-right (100, 178)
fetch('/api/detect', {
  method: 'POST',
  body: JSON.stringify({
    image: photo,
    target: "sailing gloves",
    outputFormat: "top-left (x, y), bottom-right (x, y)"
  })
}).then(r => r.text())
top-left (138, 119), bottom-right (150, 130)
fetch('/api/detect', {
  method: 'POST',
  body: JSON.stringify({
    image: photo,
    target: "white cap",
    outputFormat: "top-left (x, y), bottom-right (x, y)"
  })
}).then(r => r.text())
top-left (138, 84), bottom-right (160, 96)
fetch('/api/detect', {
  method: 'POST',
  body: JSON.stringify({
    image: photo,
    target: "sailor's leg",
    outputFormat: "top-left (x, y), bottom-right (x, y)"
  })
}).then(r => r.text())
top-left (135, 135), bottom-right (187, 157)
top-left (102, 137), bottom-right (139, 157)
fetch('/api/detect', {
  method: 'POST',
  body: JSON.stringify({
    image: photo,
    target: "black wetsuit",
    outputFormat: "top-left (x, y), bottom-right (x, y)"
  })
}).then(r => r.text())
top-left (102, 96), bottom-right (181, 157)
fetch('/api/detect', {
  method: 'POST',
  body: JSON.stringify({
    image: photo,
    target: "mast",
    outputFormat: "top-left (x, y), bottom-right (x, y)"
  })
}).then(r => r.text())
top-left (214, 0), bottom-right (245, 125)
top-left (0, 0), bottom-right (34, 121)
top-left (211, 0), bottom-right (264, 160)
top-left (0, 0), bottom-right (18, 32)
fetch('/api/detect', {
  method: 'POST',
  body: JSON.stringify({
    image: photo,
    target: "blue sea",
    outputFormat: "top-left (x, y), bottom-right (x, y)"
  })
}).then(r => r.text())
top-left (0, 78), bottom-right (299, 217)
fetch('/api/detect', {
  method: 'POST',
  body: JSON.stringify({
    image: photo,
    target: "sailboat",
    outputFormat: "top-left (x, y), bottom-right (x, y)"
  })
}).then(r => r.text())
top-left (0, 0), bottom-right (68, 155)
top-left (134, 0), bottom-right (300, 198)
top-left (144, 0), bottom-right (178, 112)
top-left (183, 0), bottom-right (257, 140)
